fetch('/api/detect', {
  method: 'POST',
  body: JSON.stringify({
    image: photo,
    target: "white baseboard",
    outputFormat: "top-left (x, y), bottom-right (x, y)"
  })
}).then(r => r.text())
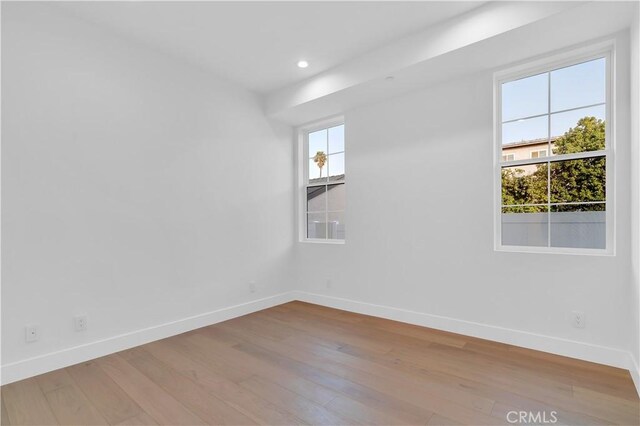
top-left (293, 291), bottom-right (640, 396)
top-left (0, 292), bottom-right (295, 385)
top-left (630, 356), bottom-right (640, 397)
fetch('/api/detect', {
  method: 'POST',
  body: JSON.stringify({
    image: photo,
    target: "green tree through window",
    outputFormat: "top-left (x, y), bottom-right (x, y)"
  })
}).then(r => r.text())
top-left (502, 116), bottom-right (605, 212)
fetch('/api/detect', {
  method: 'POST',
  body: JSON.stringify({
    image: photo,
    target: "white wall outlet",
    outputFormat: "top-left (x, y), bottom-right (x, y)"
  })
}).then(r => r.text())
top-left (74, 315), bottom-right (88, 331)
top-left (249, 281), bottom-right (257, 293)
top-left (326, 279), bottom-right (333, 289)
top-left (572, 311), bottom-right (585, 328)
top-left (25, 325), bottom-right (39, 343)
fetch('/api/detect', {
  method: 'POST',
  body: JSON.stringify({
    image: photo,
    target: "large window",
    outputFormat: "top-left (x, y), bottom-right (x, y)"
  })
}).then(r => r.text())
top-left (302, 122), bottom-right (345, 241)
top-left (495, 49), bottom-right (612, 254)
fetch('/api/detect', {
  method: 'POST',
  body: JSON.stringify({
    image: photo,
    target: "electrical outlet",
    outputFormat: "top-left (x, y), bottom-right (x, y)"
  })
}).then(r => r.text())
top-left (249, 281), bottom-right (257, 293)
top-left (74, 315), bottom-right (88, 332)
top-left (326, 279), bottom-right (333, 289)
top-left (572, 311), bottom-right (585, 328)
top-left (25, 325), bottom-right (39, 343)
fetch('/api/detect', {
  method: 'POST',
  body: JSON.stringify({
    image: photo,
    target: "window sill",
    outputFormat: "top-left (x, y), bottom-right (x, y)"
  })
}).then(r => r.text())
top-left (300, 239), bottom-right (345, 245)
top-left (495, 245), bottom-right (614, 256)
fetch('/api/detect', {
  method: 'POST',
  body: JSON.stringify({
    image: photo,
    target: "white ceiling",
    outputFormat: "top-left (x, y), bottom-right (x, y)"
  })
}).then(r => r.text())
top-left (269, 1), bottom-right (636, 125)
top-left (54, 1), bottom-right (483, 94)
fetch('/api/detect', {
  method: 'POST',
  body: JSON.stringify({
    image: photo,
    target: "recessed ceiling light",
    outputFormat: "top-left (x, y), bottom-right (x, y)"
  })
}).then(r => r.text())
top-left (297, 60), bottom-right (309, 69)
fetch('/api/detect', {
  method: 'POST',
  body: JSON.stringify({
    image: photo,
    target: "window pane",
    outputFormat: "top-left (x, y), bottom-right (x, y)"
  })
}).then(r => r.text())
top-left (502, 206), bottom-right (549, 247)
top-left (327, 183), bottom-right (346, 211)
top-left (307, 212), bottom-right (326, 239)
top-left (309, 157), bottom-right (327, 183)
top-left (551, 58), bottom-right (605, 112)
top-left (550, 157), bottom-right (606, 203)
top-left (307, 185), bottom-right (326, 213)
top-left (502, 72), bottom-right (548, 122)
top-left (502, 115), bottom-right (548, 146)
top-left (328, 211), bottom-right (345, 240)
top-left (328, 125), bottom-right (344, 154)
top-left (328, 153), bottom-right (345, 182)
top-left (550, 203), bottom-right (606, 249)
top-left (308, 129), bottom-right (327, 157)
top-left (549, 107), bottom-right (605, 155)
top-left (501, 165), bottom-right (548, 206)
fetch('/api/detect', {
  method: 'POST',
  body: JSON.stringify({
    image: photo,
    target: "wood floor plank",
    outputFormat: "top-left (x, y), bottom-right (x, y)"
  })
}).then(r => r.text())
top-left (281, 333), bottom-right (496, 414)
top-left (270, 302), bottom-right (463, 352)
top-left (140, 340), bottom-right (308, 425)
top-left (36, 369), bottom-right (75, 394)
top-left (228, 315), bottom-right (295, 342)
top-left (230, 339), bottom-right (435, 425)
top-left (388, 344), bottom-right (573, 401)
top-left (324, 395), bottom-right (420, 425)
top-left (97, 354), bottom-right (205, 425)
top-left (283, 301), bottom-right (467, 348)
top-left (337, 342), bottom-right (612, 426)
top-left (43, 382), bottom-right (108, 425)
top-left (238, 376), bottom-right (357, 425)
top-left (386, 346), bottom-right (638, 424)
top-left (2, 396), bottom-right (12, 426)
top-left (195, 326), bottom-right (244, 347)
top-left (254, 309), bottom-right (393, 354)
top-left (286, 303), bottom-right (365, 326)
top-left (114, 412), bottom-right (158, 426)
top-left (463, 340), bottom-right (637, 400)
top-left (166, 333), bottom-right (254, 383)
top-left (267, 308), bottom-right (572, 402)
top-left (427, 413), bottom-right (463, 425)
top-left (1, 301), bottom-right (638, 426)
top-left (569, 370), bottom-right (638, 401)
top-left (2, 378), bottom-right (58, 425)
top-left (123, 348), bottom-right (261, 425)
top-left (66, 359), bottom-right (144, 424)
top-left (181, 332), bottom-right (339, 406)
top-left (572, 384), bottom-right (639, 410)
top-left (263, 342), bottom-right (493, 424)
top-left (508, 344), bottom-right (632, 377)
top-left (569, 386), bottom-right (640, 420)
top-left (216, 320), bottom-right (501, 424)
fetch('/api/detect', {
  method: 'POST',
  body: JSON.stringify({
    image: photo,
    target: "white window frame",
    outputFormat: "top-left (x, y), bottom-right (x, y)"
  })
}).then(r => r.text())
top-left (297, 116), bottom-right (345, 244)
top-left (502, 153), bottom-right (515, 162)
top-left (494, 42), bottom-right (615, 255)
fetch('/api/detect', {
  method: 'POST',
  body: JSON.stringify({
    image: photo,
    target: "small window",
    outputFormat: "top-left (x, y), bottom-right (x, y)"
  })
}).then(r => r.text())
top-left (301, 122), bottom-right (345, 241)
top-left (502, 154), bottom-right (515, 162)
top-left (530, 150), bottom-right (547, 159)
top-left (496, 50), bottom-right (612, 254)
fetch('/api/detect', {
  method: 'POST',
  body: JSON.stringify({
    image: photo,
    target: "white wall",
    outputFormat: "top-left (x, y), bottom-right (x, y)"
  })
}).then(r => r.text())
top-left (295, 33), bottom-right (634, 367)
top-left (630, 2), bottom-right (640, 387)
top-left (1, 3), bottom-right (294, 371)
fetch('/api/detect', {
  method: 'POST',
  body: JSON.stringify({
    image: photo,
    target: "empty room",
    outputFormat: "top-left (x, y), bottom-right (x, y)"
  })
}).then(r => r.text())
top-left (1, 1), bottom-right (640, 425)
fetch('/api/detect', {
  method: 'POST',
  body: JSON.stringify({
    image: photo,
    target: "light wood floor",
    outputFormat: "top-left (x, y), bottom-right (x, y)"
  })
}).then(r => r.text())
top-left (1, 301), bottom-right (639, 425)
